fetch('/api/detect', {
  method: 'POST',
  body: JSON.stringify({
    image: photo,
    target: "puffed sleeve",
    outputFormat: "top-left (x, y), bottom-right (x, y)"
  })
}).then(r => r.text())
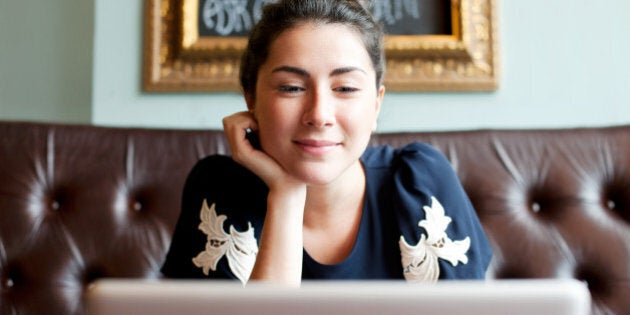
top-left (392, 142), bottom-right (492, 281)
top-left (161, 155), bottom-right (267, 283)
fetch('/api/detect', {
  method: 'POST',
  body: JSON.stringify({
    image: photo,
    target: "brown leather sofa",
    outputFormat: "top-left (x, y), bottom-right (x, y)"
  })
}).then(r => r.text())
top-left (1, 121), bottom-right (629, 315)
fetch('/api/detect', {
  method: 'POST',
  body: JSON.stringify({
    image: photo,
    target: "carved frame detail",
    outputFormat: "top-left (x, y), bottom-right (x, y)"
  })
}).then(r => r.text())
top-left (143, 0), bottom-right (499, 92)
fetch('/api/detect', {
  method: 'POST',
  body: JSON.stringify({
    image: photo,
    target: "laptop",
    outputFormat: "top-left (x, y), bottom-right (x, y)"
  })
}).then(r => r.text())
top-left (85, 279), bottom-right (591, 315)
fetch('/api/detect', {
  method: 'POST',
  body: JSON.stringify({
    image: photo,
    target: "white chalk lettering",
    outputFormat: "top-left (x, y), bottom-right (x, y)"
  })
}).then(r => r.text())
top-left (372, 0), bottom-right (420, 26)
top-left (201, 0), bottom-right (421, 36)
top-left (202, 0), bottom-right (253, 36)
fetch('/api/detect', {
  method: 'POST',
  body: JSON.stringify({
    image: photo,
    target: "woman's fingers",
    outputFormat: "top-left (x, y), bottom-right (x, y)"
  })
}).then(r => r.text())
top-left (222, 112), bottom-right (286, 186)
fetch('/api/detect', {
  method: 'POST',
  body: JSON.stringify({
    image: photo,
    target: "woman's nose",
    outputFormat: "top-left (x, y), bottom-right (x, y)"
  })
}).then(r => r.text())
top-left (302, 89), bottom-right (335, 128)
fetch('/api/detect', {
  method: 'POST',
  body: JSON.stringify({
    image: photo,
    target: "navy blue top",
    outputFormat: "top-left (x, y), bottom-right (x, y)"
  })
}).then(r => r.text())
top-left (161, 143), bottom-right (492, 280)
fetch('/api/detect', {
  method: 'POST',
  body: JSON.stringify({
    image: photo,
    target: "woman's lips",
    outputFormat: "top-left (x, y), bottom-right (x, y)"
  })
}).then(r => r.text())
top-left (293, 139), bottom-right (340, 155)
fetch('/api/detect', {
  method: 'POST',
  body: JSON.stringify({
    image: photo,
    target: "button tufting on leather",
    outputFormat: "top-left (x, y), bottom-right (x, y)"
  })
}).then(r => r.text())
top-left (47, 187), bottom-right (66, 212)
top-left (531, 202), bottom-right (541, 213)
top-left (2, 265), bottom-right (21, 291)
top-left (2, 277), bottom-right (14, 289)
top-left (602, 180), bottom-right (630, 221)
top-left (51, 200), bottom-right (60, 211)
top-left (132, 201), bottom-right (142, 212)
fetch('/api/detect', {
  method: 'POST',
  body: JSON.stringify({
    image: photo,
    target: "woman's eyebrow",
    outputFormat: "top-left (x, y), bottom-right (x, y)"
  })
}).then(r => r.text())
top-left (271, 66), bottom-right (310, 77)
top-left (330, 66), bottom-right (367, 77)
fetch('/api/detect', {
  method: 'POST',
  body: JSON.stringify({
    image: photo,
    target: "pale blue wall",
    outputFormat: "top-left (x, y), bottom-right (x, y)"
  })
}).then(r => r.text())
top-left (0, 0), bottom-right (93, 123)
top-left (91, 0), bottom-right (630, 131)
top-left (2, 1), bottom-right (629, 131)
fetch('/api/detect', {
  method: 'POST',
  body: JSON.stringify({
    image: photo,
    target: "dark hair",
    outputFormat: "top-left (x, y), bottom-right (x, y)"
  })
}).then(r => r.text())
top-left (239, 0), bottom-right (385, 97)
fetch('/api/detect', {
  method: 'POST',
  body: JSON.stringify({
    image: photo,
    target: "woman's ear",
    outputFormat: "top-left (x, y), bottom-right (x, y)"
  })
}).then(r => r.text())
top-left (372, 85), bottom-right (385, 132)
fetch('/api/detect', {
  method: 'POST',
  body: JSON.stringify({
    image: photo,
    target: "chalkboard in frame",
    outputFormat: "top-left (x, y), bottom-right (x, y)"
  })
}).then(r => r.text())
top-left (143, 0), bottom-right (499, 92)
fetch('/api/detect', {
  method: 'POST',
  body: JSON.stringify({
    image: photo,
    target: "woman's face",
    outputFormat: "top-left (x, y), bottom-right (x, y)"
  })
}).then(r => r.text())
top-left (248, 22), bottom-right (384, 186)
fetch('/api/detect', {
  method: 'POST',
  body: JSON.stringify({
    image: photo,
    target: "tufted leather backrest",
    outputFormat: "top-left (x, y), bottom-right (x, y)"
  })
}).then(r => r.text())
top-left (1, 121), bottom-right (629, 315)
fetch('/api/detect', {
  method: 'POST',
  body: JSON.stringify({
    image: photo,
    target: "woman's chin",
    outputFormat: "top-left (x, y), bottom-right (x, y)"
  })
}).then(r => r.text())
top-left (289, 161), bottom-right (362, 188)
top-left (288, 166), bottom-right (341, 187)
top-left (297, 172), bottom-right (337, 187)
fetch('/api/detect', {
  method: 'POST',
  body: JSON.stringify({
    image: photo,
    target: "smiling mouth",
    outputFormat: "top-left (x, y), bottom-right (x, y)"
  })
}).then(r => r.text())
top-left (294, 139), bottom-right (339, 146)
top-left (293, 139), bottom-right (341, 154)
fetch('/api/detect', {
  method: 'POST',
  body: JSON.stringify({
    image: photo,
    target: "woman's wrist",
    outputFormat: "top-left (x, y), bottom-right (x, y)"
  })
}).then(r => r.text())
top-left (249, 184), bottom-right (307, 286)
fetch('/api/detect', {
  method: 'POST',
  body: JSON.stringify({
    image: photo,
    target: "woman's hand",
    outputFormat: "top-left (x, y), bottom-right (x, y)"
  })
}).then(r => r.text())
top-left (222, 111), bottom-right (291, 189)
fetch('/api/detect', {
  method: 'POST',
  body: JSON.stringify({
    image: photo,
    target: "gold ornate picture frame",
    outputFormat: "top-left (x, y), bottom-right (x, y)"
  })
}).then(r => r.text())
top-left (143, 0), bottom-right (499, 92)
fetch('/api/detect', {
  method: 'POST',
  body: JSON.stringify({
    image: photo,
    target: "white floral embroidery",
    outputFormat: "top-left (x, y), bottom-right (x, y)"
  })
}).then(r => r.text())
top-left (399, 196), bottom-right (471, 283)
top-left (192, 199), bottom-right (258, 284)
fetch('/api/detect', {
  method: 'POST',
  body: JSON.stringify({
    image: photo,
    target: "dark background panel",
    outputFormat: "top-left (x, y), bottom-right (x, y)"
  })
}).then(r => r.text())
top-left (197, 0), bottom-right (452, 38)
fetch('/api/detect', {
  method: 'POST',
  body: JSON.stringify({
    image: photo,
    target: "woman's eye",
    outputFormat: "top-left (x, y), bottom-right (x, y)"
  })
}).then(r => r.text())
top-left (334, 86), bottom-right (360, 93)
top-left (278, 85), bottom-right (304, 93)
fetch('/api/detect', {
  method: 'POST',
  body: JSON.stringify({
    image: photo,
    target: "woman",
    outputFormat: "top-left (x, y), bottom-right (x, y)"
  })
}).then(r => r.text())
top-left (161, 0), bottom-right (492, 286)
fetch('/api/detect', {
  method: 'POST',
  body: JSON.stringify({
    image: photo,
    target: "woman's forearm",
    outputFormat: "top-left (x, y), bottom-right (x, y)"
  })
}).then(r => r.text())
top-left (249, 184), bottom-right (307, 286)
